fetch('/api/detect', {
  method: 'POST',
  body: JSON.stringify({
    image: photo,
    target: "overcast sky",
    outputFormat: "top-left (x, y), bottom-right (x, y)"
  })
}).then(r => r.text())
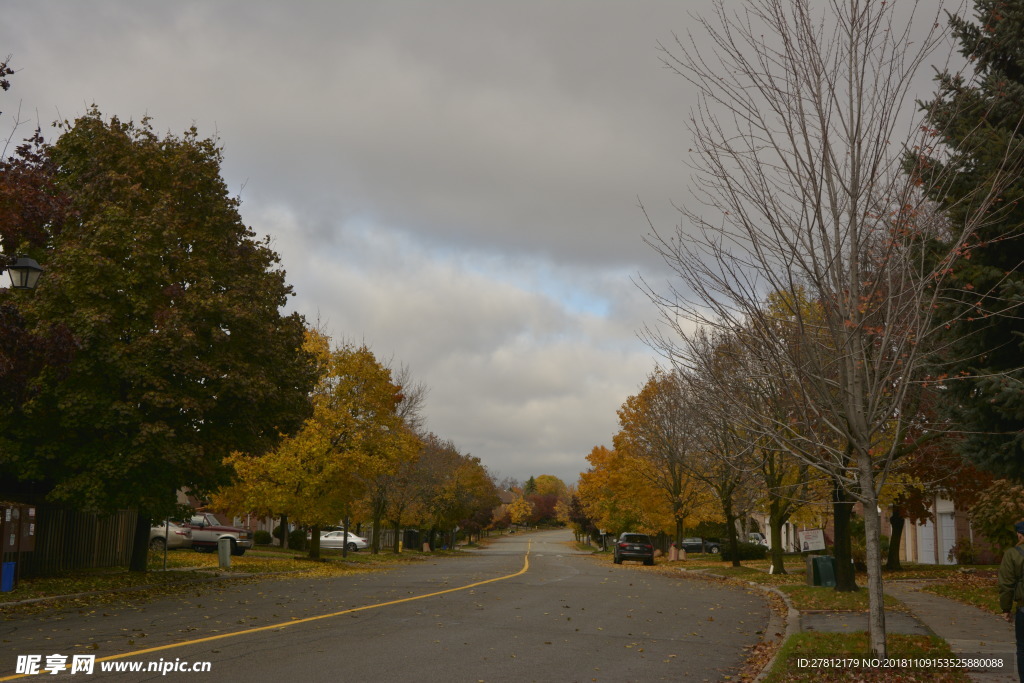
top-left (2, 1), bottom-right (956, 488)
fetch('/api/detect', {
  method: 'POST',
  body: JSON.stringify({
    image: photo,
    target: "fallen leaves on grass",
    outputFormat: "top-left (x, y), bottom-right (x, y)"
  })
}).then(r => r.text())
top-left (0, 551), bottom-right (387, 617)
top-left (922, 569), bottom-right (1000, 614)
top-left (761, 632), bottom-right (971, 682)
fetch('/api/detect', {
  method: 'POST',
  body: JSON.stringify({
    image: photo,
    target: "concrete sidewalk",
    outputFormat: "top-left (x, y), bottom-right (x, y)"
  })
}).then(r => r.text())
top-left (885, 581), bottom-right (1016, 682)
top-left (799, 580), bottom-right (1016, 682)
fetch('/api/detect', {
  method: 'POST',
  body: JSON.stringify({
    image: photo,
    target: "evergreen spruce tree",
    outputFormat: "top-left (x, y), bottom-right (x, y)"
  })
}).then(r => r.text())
top-left (919, 0), bottom-right (1024, 481)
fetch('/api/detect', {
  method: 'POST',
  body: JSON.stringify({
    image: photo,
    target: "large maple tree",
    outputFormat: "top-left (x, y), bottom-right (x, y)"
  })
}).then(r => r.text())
top-left (1, 109), bottom-right (316, 548)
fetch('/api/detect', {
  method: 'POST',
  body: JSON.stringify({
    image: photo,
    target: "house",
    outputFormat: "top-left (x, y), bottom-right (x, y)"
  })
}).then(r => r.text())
top-left (753, 494), bottom-right (1001, 565)
top-left (894, 495), bottom-right (1000, 565)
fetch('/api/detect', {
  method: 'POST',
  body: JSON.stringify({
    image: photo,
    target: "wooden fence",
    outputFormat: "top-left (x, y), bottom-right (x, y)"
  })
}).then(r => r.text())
top-left (5, 506), bottom-right (137, 578)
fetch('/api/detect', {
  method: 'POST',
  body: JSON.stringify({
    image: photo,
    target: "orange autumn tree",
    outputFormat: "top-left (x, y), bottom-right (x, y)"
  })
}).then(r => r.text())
top-left (613, 369), bottom-right (719, 546)
top-left (578, 446), bottom-right (673, 536)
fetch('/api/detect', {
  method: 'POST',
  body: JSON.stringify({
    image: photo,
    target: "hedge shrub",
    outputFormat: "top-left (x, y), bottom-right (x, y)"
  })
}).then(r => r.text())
top-left (288, 529), bottom-right (308, 551)
top-left (720, 541), bottom-right (768, 561)
top-left (272, 525), bottom-right (308, 551)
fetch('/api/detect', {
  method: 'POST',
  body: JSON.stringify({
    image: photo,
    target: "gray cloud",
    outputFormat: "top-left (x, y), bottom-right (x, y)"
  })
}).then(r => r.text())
top-left (4, 0), bottom-right (701, 485)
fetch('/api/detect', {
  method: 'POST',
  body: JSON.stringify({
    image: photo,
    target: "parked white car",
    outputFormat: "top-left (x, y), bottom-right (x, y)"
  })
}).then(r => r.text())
top-left (149, 521), bottom-right (192, 551)
top-left (318, 530), bottom-right (368, 551)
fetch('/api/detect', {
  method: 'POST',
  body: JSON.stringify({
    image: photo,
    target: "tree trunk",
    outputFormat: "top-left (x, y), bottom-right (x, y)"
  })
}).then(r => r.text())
top-left (860, 479), bottom-right (887, 658)
top-left (769, 510), bottom-right (788, 574)
top-left (724, 507), bottom-right (741, 567)
top-left (832, 482), bottom-right (858, 592)
top-left (391, 519), bottom-right (402, 553)
top-left (886, 506), bottom-right (904, 571)
top-left (280, 514), bottom-right (289, 549)
top-left (341, 517), bottom-right (350, 559)
top-left (371, 496), bottom-right (386, 555)
top-left (308, 524), bottom-right (321, 560)
top-left (129, 511), bottom-right (151, 573)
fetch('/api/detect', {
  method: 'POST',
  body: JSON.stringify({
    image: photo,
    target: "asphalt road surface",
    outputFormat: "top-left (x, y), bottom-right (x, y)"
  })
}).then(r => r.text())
top-left (0, 529), bottom-right (769, 682)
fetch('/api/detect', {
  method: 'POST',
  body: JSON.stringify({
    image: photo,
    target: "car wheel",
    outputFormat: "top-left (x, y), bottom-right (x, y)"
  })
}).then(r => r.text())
top-left (230, 540), bottom-right (245, 556)
top-left (613, 555), bottom-right (622, 564)
top-left (710, 546), bottom-right (720, 554)
top-left (149, 537), bottom-right (166, 551)
top-left (644, 558), bottom-right (654, 566)
top-left (346, 542), bottom-right (358, 552)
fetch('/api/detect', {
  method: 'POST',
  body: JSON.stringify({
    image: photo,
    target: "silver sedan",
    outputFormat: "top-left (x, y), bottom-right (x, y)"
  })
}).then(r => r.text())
top-left (150, 521), bottom-right (193, 551)
top-left (319, 530), bottom-right (368, 551)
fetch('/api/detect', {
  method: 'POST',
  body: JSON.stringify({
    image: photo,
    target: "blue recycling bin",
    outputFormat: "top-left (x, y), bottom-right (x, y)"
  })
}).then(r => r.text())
top-left (1, 562), bottom-right (15, 592)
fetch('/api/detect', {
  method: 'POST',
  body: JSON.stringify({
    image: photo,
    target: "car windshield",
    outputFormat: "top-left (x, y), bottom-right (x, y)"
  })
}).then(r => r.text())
top-left (620, 534), bottom-right (651, 544)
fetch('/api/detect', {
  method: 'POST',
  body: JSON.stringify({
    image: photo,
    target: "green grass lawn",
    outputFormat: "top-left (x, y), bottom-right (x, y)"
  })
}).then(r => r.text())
top-left (0, 545), bottom-right (458, 608)
top-left (699, 564), bottom-right (807, 586)
top-left (762, 632), bottom-right (972, 682)
top-left (0, 567), bottom-right (203, 604)
top-left (779, 584), bottom-right (905, 611)
top-left (674, 557), bottom-right (1001, 611)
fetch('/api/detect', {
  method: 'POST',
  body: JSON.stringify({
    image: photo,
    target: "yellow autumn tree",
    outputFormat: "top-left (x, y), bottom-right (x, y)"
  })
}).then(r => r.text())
top-left (508, 496), bottom-right (534, 527)
top-left (533, 474), bottom-right (568, 499)
top-left (217, 330), bottom-right (407, 559)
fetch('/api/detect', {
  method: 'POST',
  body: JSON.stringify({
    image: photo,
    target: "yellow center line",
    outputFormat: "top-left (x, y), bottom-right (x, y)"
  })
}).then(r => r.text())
top-left (0, 542), bottom-right (532, 680)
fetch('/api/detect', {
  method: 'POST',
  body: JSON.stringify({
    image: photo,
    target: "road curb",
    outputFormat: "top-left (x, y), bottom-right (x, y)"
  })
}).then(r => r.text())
top-left (751, 584), bottom-right (799, 682)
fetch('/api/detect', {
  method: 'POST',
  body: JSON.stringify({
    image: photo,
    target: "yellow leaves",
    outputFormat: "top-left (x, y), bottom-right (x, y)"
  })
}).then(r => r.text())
top-left (218, 330), bottom-right (409, 527)
top-left (508, 497), bottom-right (534, 525)
top-left (302, 328), bottom-right (332, 372)
top-left (533, 474), bottom-right (567, 498)
top-left (578, 445), bottom-right (680, 534)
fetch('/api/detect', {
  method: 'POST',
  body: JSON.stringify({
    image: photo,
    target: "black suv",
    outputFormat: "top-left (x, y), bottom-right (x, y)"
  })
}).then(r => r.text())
top-left (613, 533), bottom-right (655, 565)
top-left (679, 537), bottom-right (721, 554)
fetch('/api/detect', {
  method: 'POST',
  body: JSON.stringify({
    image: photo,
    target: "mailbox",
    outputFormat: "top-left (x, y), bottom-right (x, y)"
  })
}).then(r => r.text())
top-left (19, 506), bottom-right (35, 552)
top-left (0, 503), bottom-right (32, 592)
top-left (2, 505), bottom-right (19, 552)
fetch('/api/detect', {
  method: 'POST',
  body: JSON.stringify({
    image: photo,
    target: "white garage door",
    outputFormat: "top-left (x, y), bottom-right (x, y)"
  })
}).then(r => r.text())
top-left (917, 519), bottom-right (936, 564)
top-left (939, 513), bottom-right (956, 565)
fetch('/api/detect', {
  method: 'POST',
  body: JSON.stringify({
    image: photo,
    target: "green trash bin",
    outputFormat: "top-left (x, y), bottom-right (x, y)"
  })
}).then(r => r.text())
top-left (806, 555), bottom-right (836, 587)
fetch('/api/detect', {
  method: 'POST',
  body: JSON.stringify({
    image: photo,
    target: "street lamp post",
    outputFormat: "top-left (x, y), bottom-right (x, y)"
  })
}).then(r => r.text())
top-left (1, 255), bottom-right (43, 290)
top-left (0, 253), bottom-right (43, 592)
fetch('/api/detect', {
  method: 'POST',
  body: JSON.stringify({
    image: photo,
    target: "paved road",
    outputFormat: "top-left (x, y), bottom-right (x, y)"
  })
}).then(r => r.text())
top-left (1, 529), bottom-right (769, 682)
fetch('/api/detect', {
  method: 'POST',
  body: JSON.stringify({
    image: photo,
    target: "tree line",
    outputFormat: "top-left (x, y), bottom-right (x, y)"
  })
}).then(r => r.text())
top-left (577, 0), bottom-right (1024, 660)
top-left (0, 71), bottom-right (503, 570)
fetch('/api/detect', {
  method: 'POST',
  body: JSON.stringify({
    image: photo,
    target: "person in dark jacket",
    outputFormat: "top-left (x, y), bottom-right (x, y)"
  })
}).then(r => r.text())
top-left (999, 520), bottom-right (1024, 681)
